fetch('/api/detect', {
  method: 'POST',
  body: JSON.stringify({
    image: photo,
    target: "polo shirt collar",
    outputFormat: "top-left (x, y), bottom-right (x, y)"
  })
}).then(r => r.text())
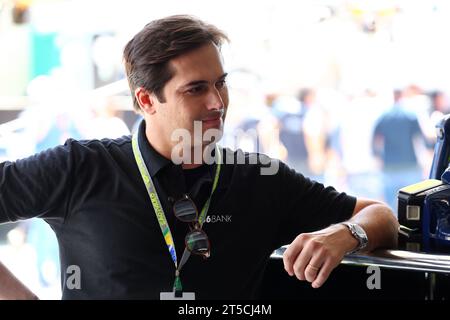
top-left (136, 119), bottom-right (229, 191)
top-left (137, 119), bottom-right (171, 178)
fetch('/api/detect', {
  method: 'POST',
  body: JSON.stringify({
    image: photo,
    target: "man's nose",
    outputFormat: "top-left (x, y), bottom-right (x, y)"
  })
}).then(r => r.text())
top-left (206, 87), bottom-right (224, 110)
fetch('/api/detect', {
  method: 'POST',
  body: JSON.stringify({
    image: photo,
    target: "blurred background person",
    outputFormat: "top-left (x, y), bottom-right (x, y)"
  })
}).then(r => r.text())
top-left (372, 88), bottom-right (428, 213)
top-left (274, 92), bottom-right (310, 176)
top-left (334, 88), bottom-right (386, 201)
top-left (300, 88), bottom-right (329, 181)
top-left (427, 90), bottom-right (450, 138)
top-left (256, 92), bottom-right (287, 161)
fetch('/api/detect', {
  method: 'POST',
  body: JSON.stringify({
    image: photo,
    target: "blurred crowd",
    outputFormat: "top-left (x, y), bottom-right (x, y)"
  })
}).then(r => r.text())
top-left (222, 82), bottom-right (448, 213)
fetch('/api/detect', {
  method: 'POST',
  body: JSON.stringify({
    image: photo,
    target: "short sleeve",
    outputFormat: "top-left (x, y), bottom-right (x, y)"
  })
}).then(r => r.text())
top-left (275, 162), bottom-right (356, 246)
top-left (0, 140), bottom-right (76, 224)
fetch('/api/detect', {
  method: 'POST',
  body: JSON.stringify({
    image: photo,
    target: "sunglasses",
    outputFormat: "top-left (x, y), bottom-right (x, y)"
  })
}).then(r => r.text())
top-left (173, 194), bottom-right (211, 258)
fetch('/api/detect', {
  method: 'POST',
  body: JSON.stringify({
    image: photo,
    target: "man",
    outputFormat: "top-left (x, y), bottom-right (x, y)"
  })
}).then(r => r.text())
top-left (372, 89), bottom-right (426, 212)
top-left (0, 15), bottom-right (398, 300)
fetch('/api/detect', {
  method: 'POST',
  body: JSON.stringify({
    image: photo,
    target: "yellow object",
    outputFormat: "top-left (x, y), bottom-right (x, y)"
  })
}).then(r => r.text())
top-left (399, 179), bottom-right (442, 195)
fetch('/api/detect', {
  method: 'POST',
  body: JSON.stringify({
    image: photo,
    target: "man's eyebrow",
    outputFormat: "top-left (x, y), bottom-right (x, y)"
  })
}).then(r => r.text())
top-left (180, 73), bottom-right (228, 89)
top-left (218, 73), bottom-right (228, 81)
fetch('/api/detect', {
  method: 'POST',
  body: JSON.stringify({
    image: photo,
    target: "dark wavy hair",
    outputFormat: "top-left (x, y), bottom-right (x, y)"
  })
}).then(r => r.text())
top-left (123, 15), bottom-right (229, 112)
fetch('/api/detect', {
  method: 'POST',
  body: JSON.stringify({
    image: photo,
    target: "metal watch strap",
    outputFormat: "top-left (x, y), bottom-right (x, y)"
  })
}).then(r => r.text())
top-left (341, 222), bottom-right (368, 254)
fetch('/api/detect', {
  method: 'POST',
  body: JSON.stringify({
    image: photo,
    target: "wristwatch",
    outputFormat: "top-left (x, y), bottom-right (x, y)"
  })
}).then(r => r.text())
top-left (341, 222), bottom-right (368, 254)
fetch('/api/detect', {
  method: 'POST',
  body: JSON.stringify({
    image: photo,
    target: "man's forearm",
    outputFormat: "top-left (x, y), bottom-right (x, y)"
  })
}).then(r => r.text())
top-left (0, 261), bottom-right (38, 300)
top-left (350, 202), bottom-right (399, 252)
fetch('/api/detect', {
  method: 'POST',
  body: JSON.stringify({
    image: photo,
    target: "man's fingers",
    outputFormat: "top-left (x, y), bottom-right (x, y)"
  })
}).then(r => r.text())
top-left (292, 241), bottom-right (315, 281)
top-left (284, 227), bottom-right (348, 288)
top-left (311, 259), bottom-right (336, 289)
top-left (304, 255), bottom-right (325, 283)
top-left (283, 235), bottom-right (305, 276)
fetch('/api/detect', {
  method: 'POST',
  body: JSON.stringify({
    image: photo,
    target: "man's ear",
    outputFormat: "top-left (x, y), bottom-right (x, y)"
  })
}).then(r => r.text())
top-left (135, 87), bottom-right (157, 115)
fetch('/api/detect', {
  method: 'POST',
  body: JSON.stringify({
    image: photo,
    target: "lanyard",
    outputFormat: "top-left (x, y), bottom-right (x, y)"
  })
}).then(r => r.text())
top-left (131, 130), bottom-right (221, 293)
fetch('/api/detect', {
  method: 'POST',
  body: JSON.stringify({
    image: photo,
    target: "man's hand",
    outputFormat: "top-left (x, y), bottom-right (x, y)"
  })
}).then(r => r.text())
top-left (283, 200), bottom-right (398, 289)
top-left (282, 223), bottom-right (358, 289)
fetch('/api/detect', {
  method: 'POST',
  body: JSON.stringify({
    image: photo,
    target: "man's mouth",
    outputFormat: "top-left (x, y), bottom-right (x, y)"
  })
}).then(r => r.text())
top-left (203, 115), bottom-right (222, 122)
top-left (201, 110), bottom-right (224, 124)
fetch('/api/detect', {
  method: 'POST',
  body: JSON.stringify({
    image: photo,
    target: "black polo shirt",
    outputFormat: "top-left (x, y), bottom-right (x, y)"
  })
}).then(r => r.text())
top-left (0, 120), bottom-right (356, 299)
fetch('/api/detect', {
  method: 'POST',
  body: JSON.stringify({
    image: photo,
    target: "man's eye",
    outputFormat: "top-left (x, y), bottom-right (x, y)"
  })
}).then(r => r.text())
top-left (216, 80), bottom-right (227, 89)
top-left (186, 86), bottom-right (206, 95)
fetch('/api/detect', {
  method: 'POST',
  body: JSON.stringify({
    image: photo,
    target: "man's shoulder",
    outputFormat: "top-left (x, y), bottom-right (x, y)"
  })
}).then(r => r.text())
top-left (221, 146), bottom-right (271, 162)
top-left (59, 135), bottom-right (133, 162)
top-left (66, 135), bottom-right (132, 150)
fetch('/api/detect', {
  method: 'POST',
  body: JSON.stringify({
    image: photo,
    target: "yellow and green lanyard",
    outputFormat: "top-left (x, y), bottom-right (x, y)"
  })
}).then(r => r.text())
top-left (132, 131), bottom-right (222, 293)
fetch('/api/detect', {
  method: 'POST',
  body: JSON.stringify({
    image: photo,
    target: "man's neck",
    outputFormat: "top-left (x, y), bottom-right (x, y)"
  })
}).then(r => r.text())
top-left (145, 126), bottom-right (205, 169)
top-left (181, 162), bottom-right (204, 170)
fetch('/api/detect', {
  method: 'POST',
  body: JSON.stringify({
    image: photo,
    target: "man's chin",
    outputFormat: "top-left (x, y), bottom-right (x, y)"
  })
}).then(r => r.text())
top-left (202, 126), bottom-right (223, 144)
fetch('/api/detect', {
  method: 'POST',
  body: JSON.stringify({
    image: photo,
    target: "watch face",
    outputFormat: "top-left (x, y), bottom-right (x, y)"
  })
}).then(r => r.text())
top-left (342, 222), bottom-right (368, 253)
top-left (352, 224), bottom-right (368, 245)
top-left (354, 225), bottom-right (366, 237)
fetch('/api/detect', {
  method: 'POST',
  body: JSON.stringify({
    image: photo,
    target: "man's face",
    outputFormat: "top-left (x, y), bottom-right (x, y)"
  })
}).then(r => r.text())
top-left (152, 42), bottom-right (229, 148)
